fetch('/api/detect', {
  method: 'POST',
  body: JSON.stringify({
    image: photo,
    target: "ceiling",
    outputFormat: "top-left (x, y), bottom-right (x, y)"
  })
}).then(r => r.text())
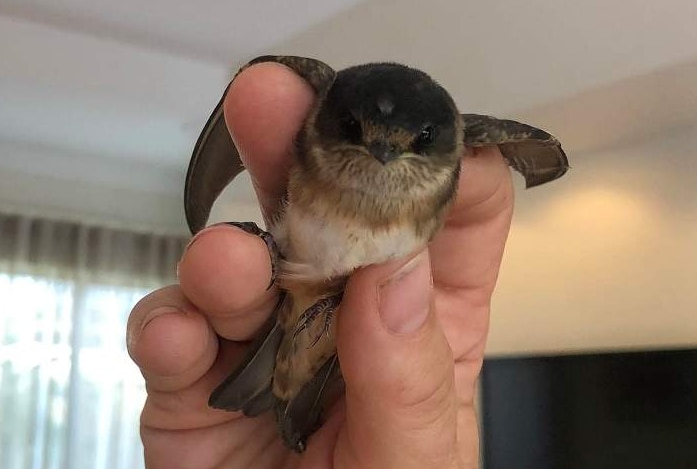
top-left (1, 0), bottom-right (697, 233)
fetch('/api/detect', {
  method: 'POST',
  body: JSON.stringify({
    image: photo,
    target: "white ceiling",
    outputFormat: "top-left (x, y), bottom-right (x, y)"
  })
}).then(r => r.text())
top-left (1, 0), bottom-right (697, 233)
top-left (0, 0), bottom-right (367, 63)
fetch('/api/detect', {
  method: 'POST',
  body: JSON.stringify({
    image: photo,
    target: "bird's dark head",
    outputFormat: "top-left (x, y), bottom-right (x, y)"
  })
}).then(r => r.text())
top-left (299, 63), bottom-right (463, 197)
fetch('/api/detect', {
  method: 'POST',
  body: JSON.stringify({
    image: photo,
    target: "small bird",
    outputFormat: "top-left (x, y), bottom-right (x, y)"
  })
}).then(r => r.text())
top-left (184, 55), bottom-right (569, 452)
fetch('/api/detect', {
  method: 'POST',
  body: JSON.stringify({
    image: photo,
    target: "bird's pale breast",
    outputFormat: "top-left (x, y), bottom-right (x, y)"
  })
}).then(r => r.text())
top-left (272, 203), bottom-right (424, 284)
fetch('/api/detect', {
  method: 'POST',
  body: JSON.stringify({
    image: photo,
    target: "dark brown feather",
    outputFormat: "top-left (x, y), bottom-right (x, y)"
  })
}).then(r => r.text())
top-left (184, 82), bottom-right (242, 234)
top-left (208, 307), bottom-right (284, 414)
top-left (276, 355), bottom-right (342, 453)
top-left (461, 113), bottom-right (569, 188)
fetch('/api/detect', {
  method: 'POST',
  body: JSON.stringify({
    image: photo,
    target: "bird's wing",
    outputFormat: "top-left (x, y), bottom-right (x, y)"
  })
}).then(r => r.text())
top-left (185, 56), bottom-right (335, 234)
top-left (461, 113), bottom-right (569, 188)
top-left (208, 304), bottom-right (285, 415)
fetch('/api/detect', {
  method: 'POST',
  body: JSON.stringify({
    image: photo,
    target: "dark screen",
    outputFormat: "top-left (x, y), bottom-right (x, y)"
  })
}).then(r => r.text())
top-left (480, 349), bottom-right (697, 469)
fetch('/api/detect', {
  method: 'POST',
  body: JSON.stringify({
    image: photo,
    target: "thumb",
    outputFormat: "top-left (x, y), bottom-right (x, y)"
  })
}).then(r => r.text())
top-left (335, 250), bottom-right (459, 468)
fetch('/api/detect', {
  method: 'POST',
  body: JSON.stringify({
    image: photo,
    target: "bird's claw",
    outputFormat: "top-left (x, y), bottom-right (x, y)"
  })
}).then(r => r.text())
top-left (293, 293), bottom-right (343, 347)
top-left (224, 222), bottom-right (279, 290)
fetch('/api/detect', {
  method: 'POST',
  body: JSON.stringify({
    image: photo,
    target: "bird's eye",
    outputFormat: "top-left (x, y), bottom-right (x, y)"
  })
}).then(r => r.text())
top-left (417, 125), bottom-right (436, 145)
top-left (340, 115), bottom-right (362, 142)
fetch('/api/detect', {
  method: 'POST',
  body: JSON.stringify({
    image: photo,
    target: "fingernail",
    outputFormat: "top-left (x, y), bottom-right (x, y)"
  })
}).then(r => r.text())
top-left (127, 306), bottom-right (183, 350)
top-left (378, 251), bottom-right (432, 334)
top-left (184, 223), bottom-right (233, 252)
top-left (142, 305), bottom-right (184, 330)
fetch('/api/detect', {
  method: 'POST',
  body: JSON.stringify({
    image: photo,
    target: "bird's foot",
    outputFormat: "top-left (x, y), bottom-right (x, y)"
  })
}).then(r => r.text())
top-left (224, 222), bottom-right (279, 289)
top-left (293, 292), bottom-right (343, 347)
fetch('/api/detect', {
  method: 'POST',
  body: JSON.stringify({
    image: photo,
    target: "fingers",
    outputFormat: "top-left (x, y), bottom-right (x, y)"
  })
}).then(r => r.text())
top-left (128, 62), bottom-right (314, 423)
top-left (224, 62), bottom-right (316, 221)
top-left (431, 147), bottom-right (514, 294)
top-left (128, 63), bottom-right (317, 465)
top-left (334, 251), bottom-right (460, 468)
top-left (177, 63), bottom-right (314, 337)
top-left (127, 284), bottom-right (265, 430)
top-left (141, 413), bottom-right (286, 469)
top-left (174, 63), bottom-right (315, 339)
top-left (178, 223), bottom-right (280, 341)
top-left (128, 222), bottom-right (284, 399)
top-left (127, 285), bottom-right (220, 392)
top-left (429, 147), bottom-right (514, 366)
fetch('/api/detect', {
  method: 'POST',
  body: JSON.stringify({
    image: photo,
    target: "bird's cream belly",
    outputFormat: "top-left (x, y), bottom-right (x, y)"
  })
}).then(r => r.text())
top-left (272, 207), bottom-right (423, 282)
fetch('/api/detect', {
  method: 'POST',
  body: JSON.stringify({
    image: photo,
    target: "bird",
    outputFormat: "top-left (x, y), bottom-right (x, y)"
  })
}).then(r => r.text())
top-left (183, 55), bottom-right (569, 452)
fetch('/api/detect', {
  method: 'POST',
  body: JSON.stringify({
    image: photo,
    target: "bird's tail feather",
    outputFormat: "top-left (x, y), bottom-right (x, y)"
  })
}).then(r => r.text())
top-left (276, 354), bottom-right (343, 452)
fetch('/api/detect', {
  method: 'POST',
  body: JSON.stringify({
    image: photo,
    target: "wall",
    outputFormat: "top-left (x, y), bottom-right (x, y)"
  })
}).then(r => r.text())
top-left (487, 125), bottom-right (697, 355)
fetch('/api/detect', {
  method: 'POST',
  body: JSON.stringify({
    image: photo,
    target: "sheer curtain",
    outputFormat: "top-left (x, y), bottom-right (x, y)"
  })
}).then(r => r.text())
top-left (0, 213), bottom-right (188, 469)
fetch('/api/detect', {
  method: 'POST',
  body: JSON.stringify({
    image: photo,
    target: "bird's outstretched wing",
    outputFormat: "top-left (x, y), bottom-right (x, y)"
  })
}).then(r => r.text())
top-left (461, 113), bottom-right (569, 188)
top-left (184, 56), bottom-right (335, 234)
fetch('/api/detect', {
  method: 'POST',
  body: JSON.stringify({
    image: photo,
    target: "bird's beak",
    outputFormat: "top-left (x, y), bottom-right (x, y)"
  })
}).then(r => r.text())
top-left (367, 142), bottom-right (399, 165)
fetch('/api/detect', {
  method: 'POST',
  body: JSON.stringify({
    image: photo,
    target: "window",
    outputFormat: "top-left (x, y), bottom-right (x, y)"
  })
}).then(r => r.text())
top-left (0, 214), bottom-right (187, 469)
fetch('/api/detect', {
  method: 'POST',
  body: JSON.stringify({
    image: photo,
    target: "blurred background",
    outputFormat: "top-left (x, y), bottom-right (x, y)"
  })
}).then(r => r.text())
top-left (0, 1), bottom-right (695, 468)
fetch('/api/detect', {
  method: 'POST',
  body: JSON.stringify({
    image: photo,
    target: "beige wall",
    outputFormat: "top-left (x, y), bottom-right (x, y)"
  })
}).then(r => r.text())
top-left (487, 125), bottom-right (697, 356)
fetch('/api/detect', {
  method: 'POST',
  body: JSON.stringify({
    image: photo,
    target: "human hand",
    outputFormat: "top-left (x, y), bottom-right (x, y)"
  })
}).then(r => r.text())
top-left (127, 63), bottom-right (514, 468)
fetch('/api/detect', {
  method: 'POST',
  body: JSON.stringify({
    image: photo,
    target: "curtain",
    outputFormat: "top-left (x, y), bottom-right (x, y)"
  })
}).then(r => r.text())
top-left (0, 213), bottom-right (188, 469)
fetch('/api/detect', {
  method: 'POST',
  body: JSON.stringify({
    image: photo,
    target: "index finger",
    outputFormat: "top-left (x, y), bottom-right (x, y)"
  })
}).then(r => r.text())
top-left (224, 62), bottom-right (316, 221)
top-left (429, 147), bottom-right (514, 365)
top-left (177, 64), bottom-right (315, 340)
top-left (431, 147), bottom-right (514, 294)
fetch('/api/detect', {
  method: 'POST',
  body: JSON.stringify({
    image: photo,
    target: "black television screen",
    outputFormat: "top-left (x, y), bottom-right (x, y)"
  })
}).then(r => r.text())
top-left (480, 348), bottom-right (697, 469)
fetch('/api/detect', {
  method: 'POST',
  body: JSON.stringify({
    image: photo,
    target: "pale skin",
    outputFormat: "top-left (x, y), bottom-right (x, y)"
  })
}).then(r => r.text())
top-left (127, 63), bottom-right (514, 468)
